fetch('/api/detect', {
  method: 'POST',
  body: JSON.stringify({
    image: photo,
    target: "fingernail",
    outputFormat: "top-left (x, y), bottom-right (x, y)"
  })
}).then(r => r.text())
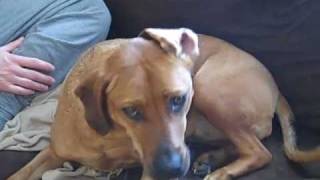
top-left (50, 77), bottom-right (56, 84)
top-left (26, 91), bottom-right (35, 95)
top-left (42, 86), bottom-right (49, 91)
top-left (46, 64), bottom-right (55, 71)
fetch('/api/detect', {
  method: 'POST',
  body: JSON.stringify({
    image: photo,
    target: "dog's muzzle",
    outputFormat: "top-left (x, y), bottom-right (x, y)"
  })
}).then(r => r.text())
top-left (151, 143), bottom-right (190, 179)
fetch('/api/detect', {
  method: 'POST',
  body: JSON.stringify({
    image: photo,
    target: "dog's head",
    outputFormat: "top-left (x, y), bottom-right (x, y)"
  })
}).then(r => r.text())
top-left (76, 28), bottom-right (199, 179)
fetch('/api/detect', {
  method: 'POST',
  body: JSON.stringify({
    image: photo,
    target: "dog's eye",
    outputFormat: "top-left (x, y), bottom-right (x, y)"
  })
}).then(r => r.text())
top-left (169, 95), bottom-right (186, 113)
top-left (122, 106), bottom-right (143, 122)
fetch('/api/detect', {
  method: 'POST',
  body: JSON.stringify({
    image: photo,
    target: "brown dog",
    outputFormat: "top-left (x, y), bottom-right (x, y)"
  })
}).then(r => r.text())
top-left (8, 28), bottom-right (320, 180)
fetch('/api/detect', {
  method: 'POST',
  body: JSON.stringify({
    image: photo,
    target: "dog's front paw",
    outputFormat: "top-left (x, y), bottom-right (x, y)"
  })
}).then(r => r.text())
top-left (193, 160), bottom-right (211, 177)
top-left (192, 152), bottom-right (219, 177)
top-left (204, 169), bottom-right (231, 180)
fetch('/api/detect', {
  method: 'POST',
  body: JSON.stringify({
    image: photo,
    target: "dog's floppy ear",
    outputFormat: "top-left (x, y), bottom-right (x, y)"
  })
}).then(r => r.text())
top-left (139, 28), bottom-right (199, 59)
top-left (75, 64), bottom-right (113, 135)
top-left (75, 71), bottom-right (111, 135)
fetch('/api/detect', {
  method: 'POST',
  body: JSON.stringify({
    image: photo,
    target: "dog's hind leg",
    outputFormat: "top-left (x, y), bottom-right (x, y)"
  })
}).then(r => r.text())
top-left (193, 98), bottom-right (273, 179)
top-left (192, 94), bottom-right (271, 178)
top-left (203, 130), bottom-right (272, 180)
top-left (7, 146), bottom-right (64, 180)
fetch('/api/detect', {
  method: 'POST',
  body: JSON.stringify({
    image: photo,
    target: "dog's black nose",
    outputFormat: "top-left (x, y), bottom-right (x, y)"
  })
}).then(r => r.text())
top-left (152, 145), bottom-right (189, 178)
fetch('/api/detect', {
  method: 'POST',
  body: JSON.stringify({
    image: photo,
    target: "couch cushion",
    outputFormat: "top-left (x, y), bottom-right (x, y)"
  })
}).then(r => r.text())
top-left (0, 151), bottom-right (37, 179)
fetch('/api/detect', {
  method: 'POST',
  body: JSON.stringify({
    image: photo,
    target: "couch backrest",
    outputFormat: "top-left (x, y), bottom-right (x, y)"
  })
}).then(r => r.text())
top-left (105, 0), bottom-right (320, 128)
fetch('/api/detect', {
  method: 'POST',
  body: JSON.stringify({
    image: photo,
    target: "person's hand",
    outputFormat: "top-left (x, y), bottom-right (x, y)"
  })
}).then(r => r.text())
top-left (0, 37), bottom-right (55, 95)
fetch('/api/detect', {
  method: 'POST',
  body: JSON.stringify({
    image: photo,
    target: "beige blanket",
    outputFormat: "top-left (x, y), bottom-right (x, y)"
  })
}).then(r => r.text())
top-left (0, 86), bottom-right (122, 180)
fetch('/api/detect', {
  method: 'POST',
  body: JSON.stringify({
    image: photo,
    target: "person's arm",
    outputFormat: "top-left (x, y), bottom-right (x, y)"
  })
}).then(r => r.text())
top-left (0, 0), bottom-right (111, 128)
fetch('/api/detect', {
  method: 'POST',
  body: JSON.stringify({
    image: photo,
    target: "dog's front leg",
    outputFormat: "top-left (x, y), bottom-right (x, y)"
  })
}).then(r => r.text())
top-left (7, 146), bottom-right (64, 180)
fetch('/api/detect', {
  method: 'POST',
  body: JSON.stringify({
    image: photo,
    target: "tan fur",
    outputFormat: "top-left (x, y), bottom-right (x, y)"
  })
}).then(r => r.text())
top-left (8, 29), bottom-right (320, 180)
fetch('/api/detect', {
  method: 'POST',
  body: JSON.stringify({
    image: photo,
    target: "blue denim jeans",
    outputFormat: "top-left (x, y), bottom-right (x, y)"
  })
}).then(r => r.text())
top-left (0, 0), bottom-right (111, 130)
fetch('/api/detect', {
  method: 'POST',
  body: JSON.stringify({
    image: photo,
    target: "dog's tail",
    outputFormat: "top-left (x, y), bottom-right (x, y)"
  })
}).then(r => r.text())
top-left (276, 94), bottom-right (320, 163)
